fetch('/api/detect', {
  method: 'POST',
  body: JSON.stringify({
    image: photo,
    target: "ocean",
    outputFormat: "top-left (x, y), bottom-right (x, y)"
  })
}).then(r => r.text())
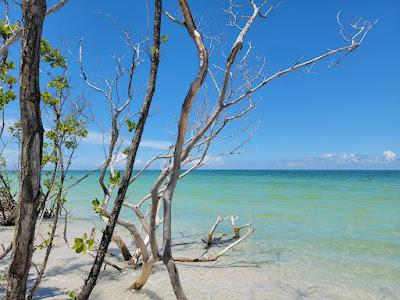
top-left (4, 170), bottom-right (400, 297)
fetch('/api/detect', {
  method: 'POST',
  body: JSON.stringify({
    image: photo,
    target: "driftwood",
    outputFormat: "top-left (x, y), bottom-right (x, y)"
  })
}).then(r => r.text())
top-left (204, 215), bottom-right (229, 247)
top-left (99, 213), bottom-right (254, 266)
top-left (176, 215), bottom-right (255, 263)
top-left (175, 228), bottom-right (255, 262)
top-left (230, 216), bottom-right (252, 238)
top-left (202, 215), bottom-right (252, 247)
top-left (112, 234), bottom-right (132, 262)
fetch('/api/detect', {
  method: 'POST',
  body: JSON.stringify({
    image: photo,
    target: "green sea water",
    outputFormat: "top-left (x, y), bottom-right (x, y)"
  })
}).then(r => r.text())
top-left (5, 170), bottom-right (400, 297)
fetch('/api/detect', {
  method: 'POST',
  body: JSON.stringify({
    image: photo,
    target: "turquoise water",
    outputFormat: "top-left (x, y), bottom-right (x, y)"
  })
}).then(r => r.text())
top-left (5, 170), bottom-right (400, 296)
top-left (65, 170), bottom-right (399, 264)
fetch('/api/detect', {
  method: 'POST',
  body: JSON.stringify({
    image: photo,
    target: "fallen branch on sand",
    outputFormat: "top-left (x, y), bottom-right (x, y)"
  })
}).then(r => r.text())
top-left (175, 216), bottom-right (255, 263)
top-left (202, 215), bottom-right (253, 248)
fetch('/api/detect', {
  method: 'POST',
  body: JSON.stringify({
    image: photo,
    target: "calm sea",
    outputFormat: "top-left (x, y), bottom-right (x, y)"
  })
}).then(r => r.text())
top-left (5, 170), bottom-right (400, 296)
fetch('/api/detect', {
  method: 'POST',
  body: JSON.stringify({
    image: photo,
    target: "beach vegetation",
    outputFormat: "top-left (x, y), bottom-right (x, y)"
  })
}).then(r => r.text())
top-left (72, 232), bottom-right (95, 255)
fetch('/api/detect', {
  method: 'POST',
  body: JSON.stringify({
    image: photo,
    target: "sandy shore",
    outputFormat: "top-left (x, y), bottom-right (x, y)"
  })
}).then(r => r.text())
top-left (1, 221), bottom-right (398, 300)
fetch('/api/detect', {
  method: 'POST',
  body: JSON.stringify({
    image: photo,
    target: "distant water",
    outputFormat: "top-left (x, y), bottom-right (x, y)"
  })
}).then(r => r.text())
top-left (6, 170), bottom-right (400, 296)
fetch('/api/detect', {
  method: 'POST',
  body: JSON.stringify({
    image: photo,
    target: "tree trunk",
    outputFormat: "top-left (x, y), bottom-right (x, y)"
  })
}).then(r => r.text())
top-left (76, 1), bottom-right (162, 298)
top-left (130, 261), bottom-right (153, 290)
top-left (160, 1), bottom-right (208, 299)
top-left (6, 0), bottom-right (46, 299)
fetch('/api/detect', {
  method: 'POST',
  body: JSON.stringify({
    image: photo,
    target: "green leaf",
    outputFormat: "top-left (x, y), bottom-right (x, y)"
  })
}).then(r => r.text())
top-left (125, 119), bottom-right (136, 132)
top-left (67, 291), bottom-right (77, 299)
top-left (92, 198), bottom-right (100, 207)
top-left (76, 243), bottom-right (84, 254)
top-left (48, 76), bottom-right (69, 90)
top-left (87, 238), bottom-right (95, 250)
top-left (92, 198), bottom-right (103, 214)
top-left (161, 34), bottom-right (168, 43)
top-left (72, 232), bottom-right (97, 255)
top-left (72, 238), bottom-right (84, 253)
top-left (0, 21), bottom-right (19, 39)
top-left (65, 140), bottom-right (78, 149)
top-left (73, 237), bottom-right (83, 246)
top-left (40, 39), bottom-right (67, 68)
top-left (122, 147), bottom-right (130, 155)
top-left (41, 91), bottom-right (59, 106)
top-left (150, 45), bottom-right (159, 55)
top-left (0, 55), bottom-right (17, 109)
top-left (109, 170), bottom-right (121, 185)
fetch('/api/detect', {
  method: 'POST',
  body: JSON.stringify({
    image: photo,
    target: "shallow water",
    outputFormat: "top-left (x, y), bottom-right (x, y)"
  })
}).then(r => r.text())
top-left (4, 170), bottom-right (400, 298)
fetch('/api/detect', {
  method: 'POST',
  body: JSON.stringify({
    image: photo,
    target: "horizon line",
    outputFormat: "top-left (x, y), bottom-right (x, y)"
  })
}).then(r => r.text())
top-left (3, 169), bottom-right (400, 172)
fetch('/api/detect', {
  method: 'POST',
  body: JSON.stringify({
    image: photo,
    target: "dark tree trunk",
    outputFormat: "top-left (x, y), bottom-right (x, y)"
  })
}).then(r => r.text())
top-left (6, 0), bottom-right (46, 299)
top-left (77, 1), bottom-right (162, 298)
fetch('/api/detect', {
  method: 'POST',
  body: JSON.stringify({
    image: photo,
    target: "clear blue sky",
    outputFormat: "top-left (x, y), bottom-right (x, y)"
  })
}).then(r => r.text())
top-left (3, 0), bottom-right (400, 169)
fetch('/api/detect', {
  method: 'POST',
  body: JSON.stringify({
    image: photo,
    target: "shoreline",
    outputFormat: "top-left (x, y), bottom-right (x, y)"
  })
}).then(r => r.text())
top-left (1, 219), bottom-right (399, 299)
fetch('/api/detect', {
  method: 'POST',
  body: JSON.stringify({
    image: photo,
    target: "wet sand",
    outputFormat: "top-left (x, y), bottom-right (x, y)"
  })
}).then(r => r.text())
top-left (1, 221), bottom-right (398, 300)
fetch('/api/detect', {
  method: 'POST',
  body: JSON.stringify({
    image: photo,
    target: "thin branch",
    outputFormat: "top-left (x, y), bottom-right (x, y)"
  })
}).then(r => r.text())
top-left (163, 10), bottom-right (185, 26)
top-left (0, 0), bottom-right (70, 57)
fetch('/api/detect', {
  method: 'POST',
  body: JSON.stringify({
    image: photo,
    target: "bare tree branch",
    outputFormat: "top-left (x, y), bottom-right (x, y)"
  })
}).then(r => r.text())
top-left (0, 0), bottom-right (70, 57)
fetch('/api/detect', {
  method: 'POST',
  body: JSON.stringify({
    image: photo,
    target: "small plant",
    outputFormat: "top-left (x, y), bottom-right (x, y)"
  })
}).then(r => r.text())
top-left (0, 20), bottom-right (19, 39)
top-left (109, 170), bottom-right (121, 185)
top-left (0, 271), bottom-right (7, 281)
top-left (67, 291), bottom-right (77, 299)
top-left (72, 232), bottom-right (95, 254)
top-left (92, 198), bottom-right (103, 214)
top-left (34, 237), bottom-right (51, 251)
top-left (125, 119), bottom-right (136, 132)
top-left (0, 56), bottom-right (17, 110)
top-left (40, 38), bottom-right (67, 68)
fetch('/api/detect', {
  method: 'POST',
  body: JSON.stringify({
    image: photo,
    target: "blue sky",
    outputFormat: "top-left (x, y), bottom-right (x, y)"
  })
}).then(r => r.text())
top-left (3, 0), bottom-right (400, 169)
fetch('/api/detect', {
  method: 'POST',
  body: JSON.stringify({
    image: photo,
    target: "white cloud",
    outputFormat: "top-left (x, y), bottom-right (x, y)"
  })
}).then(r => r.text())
top-left (187, 155), bottom-right (223, 167)
top-left (319, 152), bottom-right (359, 164)
top-left (112, 152), bottom-right (126, 164)
top-left (383, 150), bottom-right (396, 162)
top-left (139, 139), bottom-right (170, 150)
top-left (83, 130), bottom-right (170, 150)
top-left (275, 150), bottom-right (399, 169)
top-left (320, 153), bottom-right (333, 159)
top-left (85, 131), bottom-right (106, 144)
